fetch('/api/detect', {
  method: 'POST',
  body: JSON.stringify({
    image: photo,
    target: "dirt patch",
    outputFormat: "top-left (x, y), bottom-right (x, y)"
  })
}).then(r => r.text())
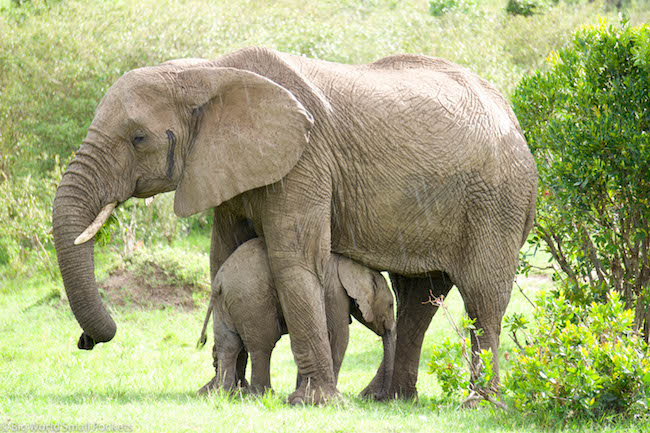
top-left (98, 264), bottom-right (208, 311)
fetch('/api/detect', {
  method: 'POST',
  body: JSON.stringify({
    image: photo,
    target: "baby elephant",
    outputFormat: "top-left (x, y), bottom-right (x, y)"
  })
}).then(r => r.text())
top-left (198, 237), bottom-right (396, 399)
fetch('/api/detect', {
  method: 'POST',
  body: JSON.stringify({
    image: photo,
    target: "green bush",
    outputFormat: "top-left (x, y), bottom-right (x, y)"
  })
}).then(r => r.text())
top-left (97, 193), bottom-right (211, 255)
top-left (428, 0), bottom-right (477, 17)
top-left (513, 20), bottom-right (650, 336)
top-left (427, 313), bottom-right (495, 405)
top-left (505, 290), bottom-right (650, 422)
top-left (0, 158), bottom-right (61, 280)
top-left (505, 0), bottom-right (569, 17)
top-left (121, 245), bottom-right (210, 291)
top-left (506, 0), bottom-right (543, 16)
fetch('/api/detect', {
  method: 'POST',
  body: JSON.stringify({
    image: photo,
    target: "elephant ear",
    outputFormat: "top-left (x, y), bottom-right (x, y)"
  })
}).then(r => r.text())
top-left (337, 256), bottom-right (376, 323)
top-left (173, 66), bottom-right (314, 217)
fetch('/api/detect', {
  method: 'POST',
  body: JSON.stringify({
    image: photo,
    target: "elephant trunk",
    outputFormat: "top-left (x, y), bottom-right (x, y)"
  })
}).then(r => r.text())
top-left (52, 156), bottom-right (117, 349)
top-left (378, 326), bottom-right (396, 400)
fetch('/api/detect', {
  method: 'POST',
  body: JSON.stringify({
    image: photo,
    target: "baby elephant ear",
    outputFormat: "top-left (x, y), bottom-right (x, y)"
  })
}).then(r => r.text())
top-left (173, 66), bottom-right (314, 217)
top-left (337, 257), bottom-right (376, 323)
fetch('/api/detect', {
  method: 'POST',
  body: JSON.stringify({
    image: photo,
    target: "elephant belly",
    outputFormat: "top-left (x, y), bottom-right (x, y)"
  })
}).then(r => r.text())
top-left (330, 170), bottom-right (468, 277)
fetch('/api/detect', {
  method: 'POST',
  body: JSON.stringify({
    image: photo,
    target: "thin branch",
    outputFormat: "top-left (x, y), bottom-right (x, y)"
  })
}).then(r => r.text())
top-left (527, 264), bottom-right (556, 272)
top-left (579, 226), bottom-right (607, 287)
top-left (460, 390), bottom-right (508, 411)
top-left (538, 225), bottom-right (580, 288)
top-left (514, 279), bottom-right (536, 309)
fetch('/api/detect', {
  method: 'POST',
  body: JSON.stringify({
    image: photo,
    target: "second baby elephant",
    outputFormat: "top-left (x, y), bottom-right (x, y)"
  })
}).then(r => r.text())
top-left (197, 238), bottom-right (396, 399)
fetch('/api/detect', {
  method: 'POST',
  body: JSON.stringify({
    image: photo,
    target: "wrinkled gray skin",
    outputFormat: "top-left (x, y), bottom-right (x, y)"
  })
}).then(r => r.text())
top-left (52, 47), bottom-right (537, 404)
top-left (196, 238), bottom-right (396, 398)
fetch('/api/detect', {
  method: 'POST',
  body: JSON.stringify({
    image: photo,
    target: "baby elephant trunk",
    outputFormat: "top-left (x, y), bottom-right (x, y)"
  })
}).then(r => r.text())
top-left (378, 325), bottom-right (396, 400)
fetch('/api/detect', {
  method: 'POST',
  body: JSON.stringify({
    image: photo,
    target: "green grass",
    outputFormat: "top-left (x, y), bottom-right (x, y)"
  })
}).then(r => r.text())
top-left (1, 272), bottom-right (646, 432)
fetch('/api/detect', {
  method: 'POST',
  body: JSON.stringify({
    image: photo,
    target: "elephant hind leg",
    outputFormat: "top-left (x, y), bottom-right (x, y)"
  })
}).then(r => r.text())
top-left (360, 272), bottom-right (453, 400)
top-left (199, 326), bottom-right (245, 395)
top-left (249, 349), bottom-right (273, 394)
top-left (236, 349), bottom-right (249, 389)
top-left (216, 330), bottom-right (246, 392)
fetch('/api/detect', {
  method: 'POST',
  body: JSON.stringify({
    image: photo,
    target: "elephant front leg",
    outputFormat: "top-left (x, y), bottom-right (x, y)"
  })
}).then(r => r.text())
top-left (269, 257), bottom-right (338, 405)
top-left (360, 273), bottom-right (453, 400)
top-left (262, 171), bottom-right (337, 405)
top-left (249, 350), bottom-right (273, 394)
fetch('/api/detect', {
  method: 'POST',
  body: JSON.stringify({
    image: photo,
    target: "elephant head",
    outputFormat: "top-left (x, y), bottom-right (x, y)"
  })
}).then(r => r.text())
top-left (52, 61), bottom-right (313, 348)
top-left (335, 257), bottom-right (396, 399)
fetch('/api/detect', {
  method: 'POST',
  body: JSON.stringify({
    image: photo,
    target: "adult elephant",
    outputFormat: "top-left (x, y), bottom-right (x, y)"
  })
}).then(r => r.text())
top-left (52, 47), bottom-right (537, 405)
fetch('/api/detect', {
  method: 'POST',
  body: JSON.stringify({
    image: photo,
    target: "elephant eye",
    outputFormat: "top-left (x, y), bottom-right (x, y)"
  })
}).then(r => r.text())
top-left (131, 135), bottom-right (146, 146)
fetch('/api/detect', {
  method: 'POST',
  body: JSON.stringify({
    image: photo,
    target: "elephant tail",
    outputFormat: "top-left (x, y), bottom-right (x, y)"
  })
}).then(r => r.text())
top-left (197, 302), bottom-right (212, 349)
top-left (197, 286), bottom-right (217, 349)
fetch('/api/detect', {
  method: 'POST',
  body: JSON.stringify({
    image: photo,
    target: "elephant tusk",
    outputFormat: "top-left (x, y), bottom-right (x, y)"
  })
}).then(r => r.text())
top-left (74, 202), bottom-right (117, 245)
top-left (144, 196), bottom-right (155, 206)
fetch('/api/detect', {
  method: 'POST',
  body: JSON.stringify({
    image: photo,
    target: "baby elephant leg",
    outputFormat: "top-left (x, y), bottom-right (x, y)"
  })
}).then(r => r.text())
top-left (199, 325), bottom-right (245, 395)
top-left (249, 349), bottom-right (273, 394)
top-left (215, 327), bottom-right (246, 392)
top-left (236, 349), bottom-right (249, 388)
top-left (197, 343), bottom-right (221, 395)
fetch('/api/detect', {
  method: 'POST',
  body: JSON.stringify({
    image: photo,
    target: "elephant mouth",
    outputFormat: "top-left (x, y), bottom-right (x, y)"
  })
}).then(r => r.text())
top-left (133, 178), bottom-right (176, 198)
top-left (74, 202), bottom-right (118, 245)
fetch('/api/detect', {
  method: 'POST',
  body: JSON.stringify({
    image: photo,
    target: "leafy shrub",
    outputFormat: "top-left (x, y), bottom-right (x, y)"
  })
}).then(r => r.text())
top-left (506, 0), bottom-right (542, 16)
top-left (505, 290), bottom-right (650, 422)
top-left (427, 305), bottom-right (498, 407)
top-left (505, 0), bottom-right (567, 17)
top-left (513, 20), bottom-right (650, 337)
top-left (428, 0), bottom-right (477, 17)
top-left (0, 158), bottom-right (61, 279)
top-left (428, 337), bottom-right (494, 403)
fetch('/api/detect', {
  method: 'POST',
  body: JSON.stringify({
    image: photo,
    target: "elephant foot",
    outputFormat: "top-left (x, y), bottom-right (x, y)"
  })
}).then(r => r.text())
top-left (359, 383), bottom-right (391, 401)
top-left (288, 378), bottom-right (339, 406)
top-left (197, 375), bottom-right (248, 396)
top-left (359, 375), bottom-right (417, 401)
top-left (197, 376), bottom-right (220, 395)
top-left (249, 384), bottom-right (273, 395)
